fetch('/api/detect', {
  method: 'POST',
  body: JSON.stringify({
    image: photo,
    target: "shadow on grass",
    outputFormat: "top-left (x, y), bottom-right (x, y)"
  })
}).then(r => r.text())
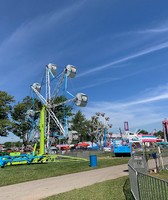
top-left (123, 178), bottom-right (135, 200)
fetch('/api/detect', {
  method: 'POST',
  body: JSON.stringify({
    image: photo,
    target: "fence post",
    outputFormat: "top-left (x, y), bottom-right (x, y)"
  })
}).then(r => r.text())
top-left (158, 146), bottom-right (164, 170)
top-left (136, 171), bottom-right (141, 200)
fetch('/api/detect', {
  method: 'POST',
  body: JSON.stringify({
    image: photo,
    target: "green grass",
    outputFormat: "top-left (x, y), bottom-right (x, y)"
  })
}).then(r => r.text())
top-left (43, 176), bottom-right (129, 200)
top-left (0, 155), bottom-right (129, 187)
top-left (154, 169), bottom-right (168, 180)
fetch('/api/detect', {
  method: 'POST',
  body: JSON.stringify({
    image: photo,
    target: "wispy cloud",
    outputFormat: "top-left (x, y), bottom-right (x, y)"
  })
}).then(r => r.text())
top-left (84, 100), bottom-right (164, 132)
top-left (0, 1), bottom-right (86, 89)
top-left (77, 20), bottom-right (168, 78)
top-left (83, 83), bottom-right (168, 131)
top-left (78, 41), bottom-right (168, 77)
top-left (125, 93), bottom-right (168, 106)
top-left (75, 66), bottom-right (156, 91)
top-left (0, 1), bottom-right (85, 61)
top-left (93, 83), bottom-right (168, 108)
top-left (73, 77), bottom-right (120, 91)
top-left (136, 28), bottom-right (168, 34)
top-left (135, 20), bottom-right (168, 34)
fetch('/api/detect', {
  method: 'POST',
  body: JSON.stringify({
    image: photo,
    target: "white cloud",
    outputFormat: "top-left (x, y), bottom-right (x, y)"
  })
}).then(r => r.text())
top-left (75, 64), bottom-right (162, 92)
top-left (83, 83), bottom-right (168, 132)
top-left (0, 1), bottom-right (86, 90)
top-left (78, 41), bottom-right (168, 77)
top-left (0, 1), bottom-right (85, 61)
top-left (136, 28), bottom-right (168, 34)
top-left (135, 20), bottom-right (168, 34)
top-left (77, 20), bottom-right (168, 78)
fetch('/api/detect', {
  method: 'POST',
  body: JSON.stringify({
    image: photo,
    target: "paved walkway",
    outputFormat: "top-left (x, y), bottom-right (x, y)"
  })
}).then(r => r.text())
top-left (0, 164), bottom-right (128, 200)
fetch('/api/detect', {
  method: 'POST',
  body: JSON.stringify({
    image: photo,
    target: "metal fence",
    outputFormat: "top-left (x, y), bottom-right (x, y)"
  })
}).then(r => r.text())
top-left (128, 163), bottom-right (140, 200)
top-left (138, 173), bottom-right (168, 199)
top-left (128, 153), bottom-right (168, 200)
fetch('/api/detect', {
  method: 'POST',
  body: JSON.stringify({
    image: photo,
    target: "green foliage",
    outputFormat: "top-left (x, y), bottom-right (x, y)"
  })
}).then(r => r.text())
top-left (138, 129), bottom-right (164, 139)
top-left (154, 130), bottom-right (164, 139)
top-left (70, 110), bottom-right (89, 141)
top-left (11, 96), bottom-right (42, 139)
top-left (138, 130), bottom-right (148, 134)
top-left (155, 170), bottom-right (168, 181)
top-left (50, 96), bottom-right (73, 133)
top-left (3, 142), bottom-right (12, 148)
top-left (4, 141), bottom-right (22, 148)
top-left (11, 95), bottom-right (74, 143)
top-left (12, 96), bottom-right (41, 122)
top-left (0, 91), bottom-right (14, 136)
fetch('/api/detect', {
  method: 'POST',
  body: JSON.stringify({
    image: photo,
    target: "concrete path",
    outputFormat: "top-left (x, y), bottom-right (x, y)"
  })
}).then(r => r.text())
top-left (0, 164), bottom-right (128, 200)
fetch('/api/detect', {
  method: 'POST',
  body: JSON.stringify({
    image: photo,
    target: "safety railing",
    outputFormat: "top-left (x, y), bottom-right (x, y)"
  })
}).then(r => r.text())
top-left (128, 162), bottom-right (140, 200)
top-left (128, 154), bottom-right (168, 200)
top-left (138, 173), bottom-right (168, 199)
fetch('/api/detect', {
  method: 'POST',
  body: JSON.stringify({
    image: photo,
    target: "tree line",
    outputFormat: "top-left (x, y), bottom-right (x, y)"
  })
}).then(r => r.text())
top-left (0, 91), bottom-right (94, 143)
top-left (0, 90), bottom-right (164, 144)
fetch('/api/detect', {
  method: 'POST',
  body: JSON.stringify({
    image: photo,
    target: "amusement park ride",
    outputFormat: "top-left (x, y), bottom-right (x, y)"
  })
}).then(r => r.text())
top-left (0, 63), bottom-right (88, 167)
top-left (113, 121), bottom-right (168, 156)
top-left (1, 63), bottom-right (168, 166)
top-left (30, 63), bottom-right (87, 153)
top-left (91, 112), bottom-right (112, 148)
top-left (162, 119), bottom-right (168, 142)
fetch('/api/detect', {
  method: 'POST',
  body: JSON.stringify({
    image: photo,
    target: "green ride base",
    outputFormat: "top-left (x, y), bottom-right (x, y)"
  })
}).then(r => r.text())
top-left (1, 153), bottom-right (87, 168)
top-left (42, 154), bottom-right (88, 163)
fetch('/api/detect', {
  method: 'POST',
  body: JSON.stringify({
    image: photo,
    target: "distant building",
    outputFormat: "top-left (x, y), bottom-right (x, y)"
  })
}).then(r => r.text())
top-left (111, 133), bottom-right (121, 139)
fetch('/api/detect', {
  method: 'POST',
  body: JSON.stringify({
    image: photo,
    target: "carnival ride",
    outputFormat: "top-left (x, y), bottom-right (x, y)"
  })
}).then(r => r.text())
top-left (0, 63), bottom-right (88, 167)
top-left (89, 112), bottom-right (112, 149)
top-left (162, 119), bottom-right (168, 142)
top-left (31, 64), bottom-right (87, 147)
top-left (113, 121), bottom-right (163, 156)
top-left (113, 139), bottom-right (132, 156)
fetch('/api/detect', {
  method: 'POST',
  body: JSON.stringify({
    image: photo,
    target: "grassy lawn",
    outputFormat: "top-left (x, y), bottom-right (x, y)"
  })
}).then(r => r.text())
top-left (43, 176), bottom-right (130, 200)
top-left (0, 154), bottom-right (129, 187)
top-left (154, 169), bottom-right (168, 180)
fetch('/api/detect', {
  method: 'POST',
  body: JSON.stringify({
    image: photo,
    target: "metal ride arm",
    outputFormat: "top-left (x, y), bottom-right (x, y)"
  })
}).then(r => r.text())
top-left (32, 85), bottom-right (65, 137)
top-left (46, 108), bottom-right (65, 135)
top-left (31, 85), bottom-right (49, 107)
top-left (52, 72), bottom-right (65, 101)
top-left (52, 97), bottom-right (75, 108)
top-left (31, 64), bottom-right (88, 146)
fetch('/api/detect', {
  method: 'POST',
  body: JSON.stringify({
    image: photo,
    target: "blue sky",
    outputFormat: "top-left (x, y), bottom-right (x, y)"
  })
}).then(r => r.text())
top-left (1, 0), bottom-right (168, 142)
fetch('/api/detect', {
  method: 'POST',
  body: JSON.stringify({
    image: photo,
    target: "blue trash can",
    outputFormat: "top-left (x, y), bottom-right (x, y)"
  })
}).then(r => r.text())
top-left (89, 155), bottom-right (97, 167)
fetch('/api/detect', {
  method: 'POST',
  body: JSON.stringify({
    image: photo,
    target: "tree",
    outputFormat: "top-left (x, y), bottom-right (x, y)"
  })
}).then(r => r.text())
top-left (49, 96), bottom-right (73, 133)
top-left (0, 91), bottom-right (14, 136)
top-left (70, 110), bottom-right (89, 141)
top-left (154, 130), bottom-right (164, 139)
top-left (4, 141), bottom-right (22, 148)
top-left (11, 95), bottom-right (73, 144)
top-left (138, 130), bottom-right (148, 135)
top-left (11, 96), bottom-right (42, 143)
